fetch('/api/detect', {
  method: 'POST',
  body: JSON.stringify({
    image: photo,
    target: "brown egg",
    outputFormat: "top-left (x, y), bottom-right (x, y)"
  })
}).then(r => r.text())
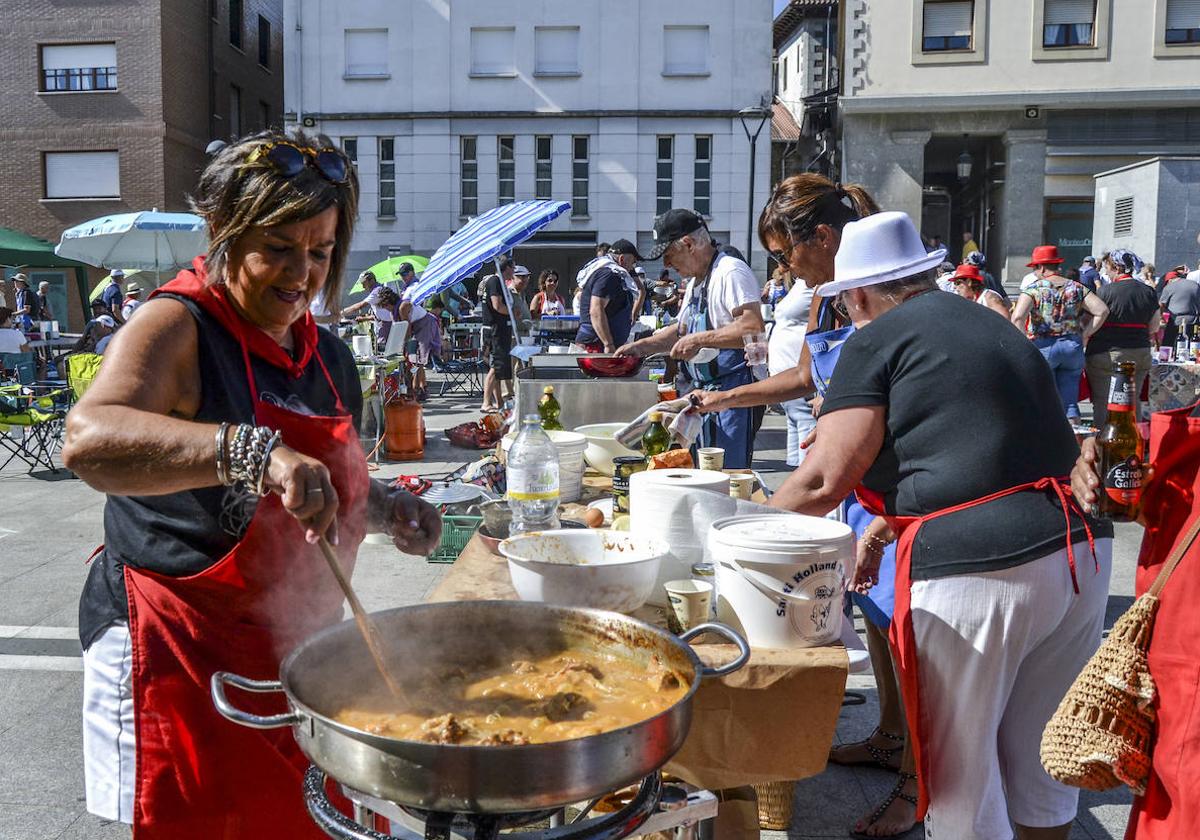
top-left (583, 508), bottom-right (605, 528)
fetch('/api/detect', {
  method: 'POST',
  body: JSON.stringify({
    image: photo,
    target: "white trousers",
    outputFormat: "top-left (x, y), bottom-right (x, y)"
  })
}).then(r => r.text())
top-left (911, 539), bottom-right (1112, 840)
top-left (82, 622), bottom-right (135, 824)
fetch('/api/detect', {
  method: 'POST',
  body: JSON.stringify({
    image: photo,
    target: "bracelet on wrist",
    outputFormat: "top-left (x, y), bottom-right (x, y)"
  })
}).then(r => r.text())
top-left (860, 533), bottom-right (890, 554)
top-left (221, 423), bottom-right (280, 496)
top-left (215, 422), bottom-right (232, 486)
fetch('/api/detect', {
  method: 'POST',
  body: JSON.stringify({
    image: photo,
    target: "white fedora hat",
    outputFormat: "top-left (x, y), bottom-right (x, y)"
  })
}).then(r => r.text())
top-left (816, 211), bottom-right (947, 297)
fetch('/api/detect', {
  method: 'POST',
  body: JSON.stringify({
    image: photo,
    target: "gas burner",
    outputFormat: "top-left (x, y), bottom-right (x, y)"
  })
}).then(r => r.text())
top-left (304, 766), bottom-right (716, 840)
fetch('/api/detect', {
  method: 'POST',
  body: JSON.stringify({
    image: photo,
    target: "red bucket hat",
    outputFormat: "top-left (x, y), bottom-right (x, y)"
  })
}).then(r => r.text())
top-left (1026, 244), bottom-right (1065, 268)
top-left (952, 264), bottom-right (984, 283)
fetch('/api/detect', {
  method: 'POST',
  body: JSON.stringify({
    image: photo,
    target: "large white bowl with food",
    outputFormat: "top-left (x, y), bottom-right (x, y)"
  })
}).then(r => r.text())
top-left (499, 529), bottom-right (670, 613)
top-left (572, 423), bottom-right (639, 476)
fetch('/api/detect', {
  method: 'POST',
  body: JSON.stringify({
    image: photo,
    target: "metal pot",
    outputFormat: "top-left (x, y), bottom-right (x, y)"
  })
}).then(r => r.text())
top-left (212, 600), bottom-right (748, 814)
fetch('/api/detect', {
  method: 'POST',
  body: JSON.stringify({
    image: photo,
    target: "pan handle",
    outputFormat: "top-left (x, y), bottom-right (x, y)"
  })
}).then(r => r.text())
top-left (680, 622), bottom-right (751, 678)
top-left (211, 671), bottom-right (302, 730)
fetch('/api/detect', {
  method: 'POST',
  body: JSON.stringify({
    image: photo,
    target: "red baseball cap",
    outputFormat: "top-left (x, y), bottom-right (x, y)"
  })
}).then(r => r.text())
top-left (1026, 245), bottom-right (1065, 268)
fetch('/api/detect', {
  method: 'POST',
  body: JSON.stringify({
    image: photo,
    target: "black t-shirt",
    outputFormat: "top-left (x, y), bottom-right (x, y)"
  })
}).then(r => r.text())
top-left (1088, 278), bottom-right (1159, 355)
top-left (481, 275), bottom-right (512, 338)
top-left (822, 290), bottom-right (1110, 580)
top-left (78, 295), bottom-right (364, 649)
top-left (575, 266), bottom-right (633, 347)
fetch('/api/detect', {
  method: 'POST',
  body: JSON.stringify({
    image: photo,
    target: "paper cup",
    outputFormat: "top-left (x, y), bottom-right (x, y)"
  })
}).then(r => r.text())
top-left (697, 447), bottom-right (725, 471)
top-left (728, 473), bottom-right (755, 500)
top-left (664, 579), bottom-right (714, 633)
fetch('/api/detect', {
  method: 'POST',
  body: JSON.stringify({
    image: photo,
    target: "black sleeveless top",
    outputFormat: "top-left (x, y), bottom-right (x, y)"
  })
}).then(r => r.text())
top-left (78, 294), bottom-right (363, 649)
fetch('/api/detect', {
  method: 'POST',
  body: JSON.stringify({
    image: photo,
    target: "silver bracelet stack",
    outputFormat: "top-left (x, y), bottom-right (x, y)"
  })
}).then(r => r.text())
top-left (216, 422), bottom-right (282, 496)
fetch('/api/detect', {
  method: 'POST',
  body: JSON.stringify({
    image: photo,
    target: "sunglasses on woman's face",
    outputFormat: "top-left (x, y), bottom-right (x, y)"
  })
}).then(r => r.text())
top-left (247, 140), bottom-right (349, 185)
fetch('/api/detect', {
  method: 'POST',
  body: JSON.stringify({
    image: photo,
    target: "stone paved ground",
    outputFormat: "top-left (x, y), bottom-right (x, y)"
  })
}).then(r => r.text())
top-left (0, 380), bottom-right (1134, 839)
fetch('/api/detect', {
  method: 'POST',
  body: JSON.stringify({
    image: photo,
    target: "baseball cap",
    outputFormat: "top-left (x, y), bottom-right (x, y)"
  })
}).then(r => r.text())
top-left (609, 238), bottom-right (646, 261)
top-left (634, 266), bottom-right (646, 276)
top-left (513, 265), bottom-right (530, 277)
top-left (111, 269), bottom-right (125, 279)
top-left (95, 315), bottom-right (116, 328)
top-left (649, 209), bottom-right (707, 260)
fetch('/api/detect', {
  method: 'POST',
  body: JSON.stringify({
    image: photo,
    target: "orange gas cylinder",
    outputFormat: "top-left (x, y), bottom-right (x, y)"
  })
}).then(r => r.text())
top-left (384, 392), bottom-right (425, 461)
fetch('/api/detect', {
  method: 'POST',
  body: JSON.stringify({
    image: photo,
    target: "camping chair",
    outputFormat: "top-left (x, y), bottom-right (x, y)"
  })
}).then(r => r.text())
top-left (0, 352), bottom-right (37, 386)
top-left (0, 386), bottom-right (64, 473)
top-left (430, 354), bottom-right (484, 396)
top-left (66, 353), bottom-right (104, 404)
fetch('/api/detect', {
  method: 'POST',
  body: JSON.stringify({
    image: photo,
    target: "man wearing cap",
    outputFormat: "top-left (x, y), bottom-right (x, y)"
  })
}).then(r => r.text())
top-left (1078, 256), bottom-right (1101, 293)
top-left (632, 266), bottom-right (651, 316)
top-left (574, 239), bottom-right (640, 353)
top-left (121, 283), bottom-right (144, 321)
top-left (509, 265), bottom-right (533, 329)
top-left (11, 274), bottom-right (34, 331)
top-left (102, 270), bottom-right (127, 324)
top-left (616, 210), bottom-right (765, 469)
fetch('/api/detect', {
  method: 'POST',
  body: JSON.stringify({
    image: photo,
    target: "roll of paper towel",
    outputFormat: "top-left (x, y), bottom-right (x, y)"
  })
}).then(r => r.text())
top-left (630, 469), bottom-right (736, 605)
top-left (352, 335), bottom-right (374, 357)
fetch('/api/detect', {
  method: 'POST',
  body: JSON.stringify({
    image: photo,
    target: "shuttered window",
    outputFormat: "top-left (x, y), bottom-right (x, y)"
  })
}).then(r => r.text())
top-left (1113, 196), bottom-right (1134, 236)
top-left (1166, 0), bottom-right (1200, 43)
top-left (534, 27), bottom-right (580, 75)
top-left (44, 151), bottom-right (120, 199)
top-left (470, 27), bottom-right (516, 76)
top-left (922, 1), bottom-right (973, 51)
top-left (41, 43), bottom-right (117, 91)
top-left (344, 29), bottom-right (387, 77)
top-left (1044, 0), bottom-right (1095, 47)
top-left (663, 26), bottom-right (709, 75)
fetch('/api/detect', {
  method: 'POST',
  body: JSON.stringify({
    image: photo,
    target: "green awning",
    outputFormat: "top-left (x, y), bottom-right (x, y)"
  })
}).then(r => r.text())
top-left (0, 226), bottom-right (88, 269)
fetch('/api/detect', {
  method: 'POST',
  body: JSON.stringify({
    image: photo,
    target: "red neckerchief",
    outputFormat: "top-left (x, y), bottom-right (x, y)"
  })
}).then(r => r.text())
top-left (151, 257), bottom-right (319, 379)
top-left (1113, 273), bottom-right (1133, 283)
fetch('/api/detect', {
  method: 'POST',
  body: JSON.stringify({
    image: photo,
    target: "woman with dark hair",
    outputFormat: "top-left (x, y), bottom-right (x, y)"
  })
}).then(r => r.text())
top-left (530, 269), bottom-right (566, 317)
top-left (62, 129), bottom-right (441, 839)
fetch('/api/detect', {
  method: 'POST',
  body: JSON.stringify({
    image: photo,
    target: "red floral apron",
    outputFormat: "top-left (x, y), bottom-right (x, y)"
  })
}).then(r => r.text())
top-left (124, 299), bottom-right (368, 838)
top-left (1125, 402), bottom-right (1200, 838)
top-left (858, 478), bottom-right (1096, 819)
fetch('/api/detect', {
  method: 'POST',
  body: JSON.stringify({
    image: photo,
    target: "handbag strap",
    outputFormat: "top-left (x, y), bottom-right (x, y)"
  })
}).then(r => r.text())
top-left (1147, 513), bottom-right (1200, 598)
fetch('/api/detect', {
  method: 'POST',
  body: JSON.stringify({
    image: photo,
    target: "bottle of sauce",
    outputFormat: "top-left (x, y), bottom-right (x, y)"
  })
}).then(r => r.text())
top-left (642, 411), bottom-right (671, 457)
top-left (1097, 360), bottom-right (1144, 522)
top-left (538, 385), bottom-right (563, 430)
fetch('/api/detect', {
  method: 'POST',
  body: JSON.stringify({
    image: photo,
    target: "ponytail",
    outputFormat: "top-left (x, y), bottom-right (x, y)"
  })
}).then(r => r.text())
top-left (758, 173), bottom-right (880, 251)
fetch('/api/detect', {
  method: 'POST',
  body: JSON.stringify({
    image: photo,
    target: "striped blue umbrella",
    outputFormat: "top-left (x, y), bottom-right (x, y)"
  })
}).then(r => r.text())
top-left (403, 201), bottom-right (570, 321)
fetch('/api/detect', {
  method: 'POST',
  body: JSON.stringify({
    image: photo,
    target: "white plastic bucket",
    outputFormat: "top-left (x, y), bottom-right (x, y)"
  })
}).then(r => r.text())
top-left (502, 429), bottom-right (587, 503)
top-left (708, 514), bottom-right (853, 649)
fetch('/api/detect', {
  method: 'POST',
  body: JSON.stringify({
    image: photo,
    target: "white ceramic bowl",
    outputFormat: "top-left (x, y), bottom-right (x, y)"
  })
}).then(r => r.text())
top-left (572, 423), bottom-right (639, 476)
top-left (498, 529), bottom-right (669, 613)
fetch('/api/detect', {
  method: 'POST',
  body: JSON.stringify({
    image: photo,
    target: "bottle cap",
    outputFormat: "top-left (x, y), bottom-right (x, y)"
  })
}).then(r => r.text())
top-left (648, 411), bottom-right (663, 422)
top-left (543, 385), bottom-right (555, 394)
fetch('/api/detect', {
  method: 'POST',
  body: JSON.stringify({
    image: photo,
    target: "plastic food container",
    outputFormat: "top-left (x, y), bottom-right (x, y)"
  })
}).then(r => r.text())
top-left (499, 529), bottom-right (670, 613)
top-left (708, 514), bottom-right (853, 649)
top-left (572, 423), bottom-right (640, 476)
top-left (501, 429), bottom-right (587, 503)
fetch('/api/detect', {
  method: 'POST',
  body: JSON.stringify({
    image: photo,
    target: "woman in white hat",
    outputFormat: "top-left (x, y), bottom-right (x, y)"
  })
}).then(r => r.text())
top-left (769, 211), bottom-right (1113, 840)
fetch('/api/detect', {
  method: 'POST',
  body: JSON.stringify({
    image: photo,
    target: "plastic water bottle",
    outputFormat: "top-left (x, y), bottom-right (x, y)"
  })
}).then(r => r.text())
top-left (507, 414), bottom-right (560, 534)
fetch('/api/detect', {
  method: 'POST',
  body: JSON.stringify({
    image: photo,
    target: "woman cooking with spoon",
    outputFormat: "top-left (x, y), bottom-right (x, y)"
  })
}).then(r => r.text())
top-left (62, 130), bottom-right (442, 839)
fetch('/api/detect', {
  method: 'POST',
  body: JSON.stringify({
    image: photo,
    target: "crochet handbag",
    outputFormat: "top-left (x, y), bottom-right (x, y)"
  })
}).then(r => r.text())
top-left (1041, 515), bottom-right (1200, 795)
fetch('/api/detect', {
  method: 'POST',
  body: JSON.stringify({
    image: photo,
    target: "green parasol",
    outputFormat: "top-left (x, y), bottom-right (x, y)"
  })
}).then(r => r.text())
top-left (350, 255), bottom-right (429, 293)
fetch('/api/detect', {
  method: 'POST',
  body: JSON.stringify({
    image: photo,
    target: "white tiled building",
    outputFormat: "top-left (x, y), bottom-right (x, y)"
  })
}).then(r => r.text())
top-left (283, 0), bottom-right (774, 293)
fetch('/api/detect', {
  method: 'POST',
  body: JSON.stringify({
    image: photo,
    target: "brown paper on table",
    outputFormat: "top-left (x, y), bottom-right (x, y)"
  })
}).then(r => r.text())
top-left (427, 535), bottom-right (849, 790)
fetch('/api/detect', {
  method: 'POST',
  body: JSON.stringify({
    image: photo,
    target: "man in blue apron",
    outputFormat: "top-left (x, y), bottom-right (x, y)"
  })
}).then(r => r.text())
top-left (615, 209), bottom-right (765, 468)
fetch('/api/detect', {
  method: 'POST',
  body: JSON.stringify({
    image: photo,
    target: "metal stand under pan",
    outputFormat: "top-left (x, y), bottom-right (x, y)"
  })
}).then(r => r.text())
top-left (304, 766), bottom-right (718, 840)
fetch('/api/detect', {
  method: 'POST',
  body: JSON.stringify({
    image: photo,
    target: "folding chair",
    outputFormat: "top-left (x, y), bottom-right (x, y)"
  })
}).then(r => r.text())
top-left (430, 354), bottom-right (485, 396)
top-left (66, 353), bottom-right (104, 403)
top-left (0, 387), bottom-right (63, 473)
top-left (0, 352), bottom-right (37, 385)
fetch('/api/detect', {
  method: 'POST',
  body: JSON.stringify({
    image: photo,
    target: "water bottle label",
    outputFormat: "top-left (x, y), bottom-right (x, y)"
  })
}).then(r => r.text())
top-left (508, 464), bottom-right (560, 501)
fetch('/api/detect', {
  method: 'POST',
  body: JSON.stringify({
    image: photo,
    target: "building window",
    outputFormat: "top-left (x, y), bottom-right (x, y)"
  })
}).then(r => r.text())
top-left (342, 137), bottom-right (358, 163)
top-left (922, 1), bottom-right (973, 51)
top-left (43, 150), bottom-right (119, 199)
top-left (229, 0), bottom-right (243, 49)
top-left (257, 15), bottom-right (271, 67)
top-left (379, 137), bottom-right (395, 218)
top-left (470, 27), bottom-right (516, 77)
top-left (461, 136), bottom-right (478, 217)
top-left (1113, 196), bottom-right (1134, 236)
top-left (1043, 0), bottom-right (1095, 47)
top-left (694, 136), bottom-right (711, 218)
top-left (498, 136), bottom-right (516, 206)
top-left (344, 29), bottom-right (388, 77)
top-left (40, 43), bottom-right (117, 92)
top-left (572, 136), bottom-right (589, 217)
top-left (663, 25), bottom-right (710, 75)
top-left (535, 136), bottom-right (553, 200)
top-left (656, 136), bottom-right (674, 215)
top-left (1166, 0), bottom-right (1200, 43)
top-left (259, 101), bottom-right (270, 130)
top-left (781, 56), bottom-right (788, 92)
top-left (229, 85), bottom-right (241, 137)
top-left (534, 26), bottom-right (581, 76)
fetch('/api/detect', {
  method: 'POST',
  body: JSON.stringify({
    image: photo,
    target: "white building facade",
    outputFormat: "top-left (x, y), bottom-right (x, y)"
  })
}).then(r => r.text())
top-left (283, 0), bottom-right (774, 293)
top-left (839, 0), bottom-right (1200, 285)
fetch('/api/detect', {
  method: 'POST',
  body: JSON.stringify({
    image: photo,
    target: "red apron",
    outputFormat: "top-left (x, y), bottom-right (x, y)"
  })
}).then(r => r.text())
top-left (1126, 402), bottom-right (1200, 838)
top-left (124, 307), bottom-right (368, 839)
top-left (858, 478), bottom-right (1096, 819)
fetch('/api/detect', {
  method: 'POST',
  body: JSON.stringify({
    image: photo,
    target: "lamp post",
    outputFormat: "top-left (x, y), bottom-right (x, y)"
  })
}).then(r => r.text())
top-left (739, 104), bottom-right (772, 268)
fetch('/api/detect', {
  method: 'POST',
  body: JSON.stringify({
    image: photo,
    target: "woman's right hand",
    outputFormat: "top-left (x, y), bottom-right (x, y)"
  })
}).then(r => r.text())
top-left (264, 445), bottom-right (340, 545)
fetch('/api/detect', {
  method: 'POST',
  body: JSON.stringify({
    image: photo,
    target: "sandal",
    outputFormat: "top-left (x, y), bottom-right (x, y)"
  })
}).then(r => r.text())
top-left (850, 772), bottom-right (920, 839)
top-left (828, 727), bottom-right (905, 771)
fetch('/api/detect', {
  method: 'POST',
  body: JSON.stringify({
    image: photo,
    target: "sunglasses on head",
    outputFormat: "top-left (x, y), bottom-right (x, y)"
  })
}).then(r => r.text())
top-left (246, 140), bottom-right (349, 185)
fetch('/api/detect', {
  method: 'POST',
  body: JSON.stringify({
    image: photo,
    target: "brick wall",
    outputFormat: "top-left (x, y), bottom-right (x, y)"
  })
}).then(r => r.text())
top-left (206, 0), bottom-right (285, 142)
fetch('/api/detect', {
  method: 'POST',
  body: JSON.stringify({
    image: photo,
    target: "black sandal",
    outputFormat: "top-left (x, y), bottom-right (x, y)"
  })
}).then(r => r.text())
top-left (850, 772), bottom-right (920, 839)
top-left (828, 727), bottom-right (905, 771)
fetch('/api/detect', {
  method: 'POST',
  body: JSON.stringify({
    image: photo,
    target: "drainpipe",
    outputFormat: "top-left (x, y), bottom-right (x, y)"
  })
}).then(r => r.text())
top-left (294, 0), bottom-right (304, 126)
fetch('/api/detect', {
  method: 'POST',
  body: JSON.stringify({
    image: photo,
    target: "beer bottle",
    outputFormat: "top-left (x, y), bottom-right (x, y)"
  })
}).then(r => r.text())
top-left (1097, 360), bottom-right (1144, 522)
top-left (538, 385), bottom-right (563, 431)
top-left (642, 411), bottom-right (672, 456)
